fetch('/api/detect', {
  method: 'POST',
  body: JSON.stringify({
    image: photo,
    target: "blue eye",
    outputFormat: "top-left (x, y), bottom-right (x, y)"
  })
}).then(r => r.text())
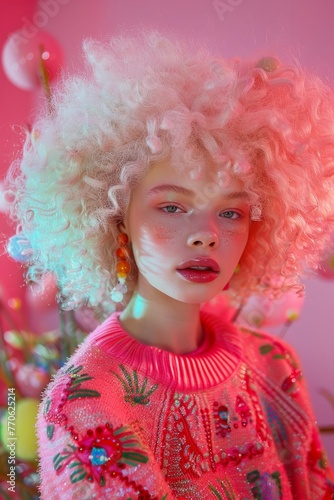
top-left (220, 210), bottom-right (240, 219)
top-left (162, 205), bottom-right (180, 213)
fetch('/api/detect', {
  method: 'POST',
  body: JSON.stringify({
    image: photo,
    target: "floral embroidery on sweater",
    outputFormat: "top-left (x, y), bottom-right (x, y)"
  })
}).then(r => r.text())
top-left (246, 469), bottom-right (282, 499)
top-left (52, 422), bottom-right (152, 493)
top-left (111, 364), bottom-right (159, 406)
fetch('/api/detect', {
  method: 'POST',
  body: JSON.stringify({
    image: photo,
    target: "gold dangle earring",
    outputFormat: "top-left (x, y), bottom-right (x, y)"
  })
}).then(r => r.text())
top-left (111, 233), bottom-right (130, 303)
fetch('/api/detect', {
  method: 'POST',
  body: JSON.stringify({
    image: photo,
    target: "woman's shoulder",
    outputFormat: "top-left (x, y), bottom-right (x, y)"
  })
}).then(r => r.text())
top-left (237, 322), bottom-right (298, 356)
top-left (236, 322), bottom-right (298, 363)
top-left (202, 297), bottom-right (302, 389)
top-left (201, 296), bottom-right (298, 362)
top-left (235, 322), bottom-right (306, 398)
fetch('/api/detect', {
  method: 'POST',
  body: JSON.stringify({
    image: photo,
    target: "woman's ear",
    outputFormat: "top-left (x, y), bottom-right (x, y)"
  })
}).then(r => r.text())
top-left (117, 220), bottom-right (128, 237)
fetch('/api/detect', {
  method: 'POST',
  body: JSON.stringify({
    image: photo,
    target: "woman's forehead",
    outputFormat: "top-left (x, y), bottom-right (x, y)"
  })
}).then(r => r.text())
top-left (136, 160), bottom-right (246, 199)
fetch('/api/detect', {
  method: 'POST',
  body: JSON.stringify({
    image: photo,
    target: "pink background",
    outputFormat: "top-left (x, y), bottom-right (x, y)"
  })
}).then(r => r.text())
top-left (1, 0), bottom-right (333, 460)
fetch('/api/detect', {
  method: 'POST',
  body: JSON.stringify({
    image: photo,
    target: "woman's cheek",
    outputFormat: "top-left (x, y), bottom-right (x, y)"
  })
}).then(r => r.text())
top-left (222, 223), bottom-right (250, 243)
top-left (130, 224), bottom-right (176, 276)
top-left (142, 222), bottom-right (180, 243)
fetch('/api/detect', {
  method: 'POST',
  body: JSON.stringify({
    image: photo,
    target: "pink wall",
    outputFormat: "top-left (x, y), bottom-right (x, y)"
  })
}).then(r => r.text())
top-left (0, 0), bottom-right (36, 329)
top-left (1, 0), bottom-right (333, 459)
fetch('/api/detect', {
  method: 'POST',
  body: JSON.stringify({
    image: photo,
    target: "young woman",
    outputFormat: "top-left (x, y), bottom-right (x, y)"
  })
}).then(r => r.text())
top-left (6, 31), bottom-right (334, 499)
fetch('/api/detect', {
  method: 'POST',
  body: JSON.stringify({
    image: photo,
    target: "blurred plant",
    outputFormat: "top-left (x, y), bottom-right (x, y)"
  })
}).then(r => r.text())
top-left (233, 284), bottom-right (305, 338)
top-left (0, 293), bottom-right (89, 500)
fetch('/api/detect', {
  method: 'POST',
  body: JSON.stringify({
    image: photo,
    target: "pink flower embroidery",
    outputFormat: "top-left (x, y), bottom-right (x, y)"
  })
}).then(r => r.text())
top-left (53, 422), bottom-right (150, 491)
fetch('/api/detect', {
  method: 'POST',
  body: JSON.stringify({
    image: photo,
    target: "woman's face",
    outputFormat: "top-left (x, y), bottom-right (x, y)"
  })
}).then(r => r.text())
top-left (122, 161), bottom-right (251, 305)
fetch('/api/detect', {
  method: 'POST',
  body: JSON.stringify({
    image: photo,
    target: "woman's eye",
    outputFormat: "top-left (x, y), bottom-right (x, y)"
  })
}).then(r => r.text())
top-left (161, 205), bottom-right (181, 213)
top-left (220, 210), bottom-right (240, 219)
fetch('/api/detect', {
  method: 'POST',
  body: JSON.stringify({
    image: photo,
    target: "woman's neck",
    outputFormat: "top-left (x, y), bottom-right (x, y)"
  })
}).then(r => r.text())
top-left (119, 289), bottom-right (203, 355)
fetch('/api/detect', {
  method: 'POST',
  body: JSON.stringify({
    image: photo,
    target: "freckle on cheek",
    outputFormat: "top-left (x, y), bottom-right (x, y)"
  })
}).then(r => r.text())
top-left (151, 225), bottom-right (176, 240)
top-left (220, 234), bottom-right (230, 246)
top-left (223, 228), bottom-right (247, 239)
top-left (220, 231), bottom-right (245, 247)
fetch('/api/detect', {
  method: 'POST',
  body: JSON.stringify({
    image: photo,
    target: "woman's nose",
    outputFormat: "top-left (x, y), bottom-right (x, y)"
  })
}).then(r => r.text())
top-left (187, 230), bottom-right (219, 248)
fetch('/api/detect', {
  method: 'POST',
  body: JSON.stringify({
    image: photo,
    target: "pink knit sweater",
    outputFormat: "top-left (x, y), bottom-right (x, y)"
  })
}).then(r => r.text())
top-left (37, 305), bottom-right (334, 499)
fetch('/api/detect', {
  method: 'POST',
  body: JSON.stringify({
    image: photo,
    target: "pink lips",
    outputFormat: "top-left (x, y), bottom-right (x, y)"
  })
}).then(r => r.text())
top-left (176, 257), bottom-right (220, 283)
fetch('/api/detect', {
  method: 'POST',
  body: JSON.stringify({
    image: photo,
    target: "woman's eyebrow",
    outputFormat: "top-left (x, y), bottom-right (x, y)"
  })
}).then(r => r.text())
top-left (147, 184), bottom-right (193, 197)
top-left (224, 191), bottom-right (249, 200)
top-left (148, 185), bottom-right (249, 200)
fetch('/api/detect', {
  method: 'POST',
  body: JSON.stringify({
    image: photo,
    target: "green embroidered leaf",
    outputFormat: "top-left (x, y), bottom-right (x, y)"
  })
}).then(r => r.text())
top-left (217, 479), bottom-right (236, 500)
top-left (114, 425), bottom-right (128, 435)
top-left (71, 374), bottom-right (94, 386)
top-left (53, 452), bottom-right (69, 471)
top-left (133, 370), bottom-right (139, 392)
top-left (44, 398), bottom-right (51, 415)
top-left (119, 434), bottom-right (136, 442)
top-left (319, 453), bottom-right (327, 470)
top-left (46, 424), bottom-right (54, 440)
top-left (122, 442), bottom-right (139, 448)
top-left (70, 467), bottom-right (87, 483)
top-left (99, 475), bottom-right (106, 486)
top-left (209, 485), bottom-right (223, 500)
top-left (122, 459), bottom-right (143, 467)
top-left (68, 365), bottom-right (83, 375)
top-left (145, 384), bottom-right (159, 397)
top-left (78, 374), bottom-right (95, 383)
top-left (113, 366), bottom-right (158, 406)
top-left (53, 452), bottom-right (61, 468)
top-left (120, 365), bottom-right (135, 392)
top-left (161, 495), bottom-right (168, 500)
top-left (260, 344), bottom-right (274, 355)
top-left (119, 430), bottom-right (135, 439)
top-left (68, 461), bottom-right (82, 468)
top-left (67, 389), bottom-right (101, 400)
top-left (140, 377), bottom-right (148, 394)
top-left (122, 451), bottom-right (149, 464)
top-left (273, 354), bottom-right (285, 359)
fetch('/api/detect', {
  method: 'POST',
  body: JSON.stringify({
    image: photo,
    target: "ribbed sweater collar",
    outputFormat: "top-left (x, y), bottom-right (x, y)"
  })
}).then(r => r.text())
top-left (90, 307), bottom-right (242, 392)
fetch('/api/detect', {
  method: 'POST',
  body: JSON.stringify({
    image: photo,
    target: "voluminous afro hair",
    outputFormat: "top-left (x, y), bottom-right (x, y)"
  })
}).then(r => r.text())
top-left (5, 31), bottom-right (334, 313)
